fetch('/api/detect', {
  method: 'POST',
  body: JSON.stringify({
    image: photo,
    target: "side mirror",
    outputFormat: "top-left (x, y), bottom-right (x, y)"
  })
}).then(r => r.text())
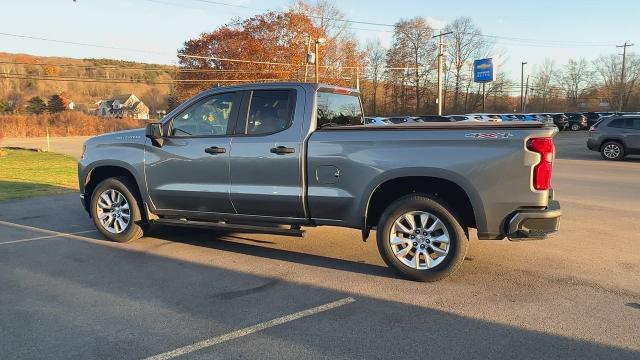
top-left (145, 122), bottom-right (164, 147)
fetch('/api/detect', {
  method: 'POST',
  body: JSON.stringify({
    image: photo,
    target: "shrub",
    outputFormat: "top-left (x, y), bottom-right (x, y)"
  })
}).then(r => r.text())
top-left (0, 113), bottom-right (146, 137)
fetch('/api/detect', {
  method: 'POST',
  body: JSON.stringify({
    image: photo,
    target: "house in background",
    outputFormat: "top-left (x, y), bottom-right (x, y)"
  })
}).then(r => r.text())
top-left (96, 94), bottom-right (149, 119)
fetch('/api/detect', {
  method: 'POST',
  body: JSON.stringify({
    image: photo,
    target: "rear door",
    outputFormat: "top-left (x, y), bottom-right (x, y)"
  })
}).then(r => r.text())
top-left (628, 118), bottom-right (640, 150)
top-left (228, 88), bottom-right (306, 218)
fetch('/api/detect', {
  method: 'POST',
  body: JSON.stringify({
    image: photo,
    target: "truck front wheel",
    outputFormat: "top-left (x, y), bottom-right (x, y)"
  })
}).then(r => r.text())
top-left (376, 195), bottom-right (468, 282)
top-left (89, 177), bottom-right (145, 243)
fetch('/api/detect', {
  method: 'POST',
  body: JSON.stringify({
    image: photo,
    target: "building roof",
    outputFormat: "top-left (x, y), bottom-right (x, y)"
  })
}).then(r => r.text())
top-left (109, 94), bottom-right (134, 103)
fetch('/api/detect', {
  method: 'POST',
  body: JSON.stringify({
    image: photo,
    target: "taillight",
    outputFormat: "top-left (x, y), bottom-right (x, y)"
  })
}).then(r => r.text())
top-left (527, 137), bottom-right (554, 191)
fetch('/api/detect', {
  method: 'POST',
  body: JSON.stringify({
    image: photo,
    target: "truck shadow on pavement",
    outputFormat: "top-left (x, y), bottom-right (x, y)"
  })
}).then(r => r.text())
top-left (0, 223), bottom-right (638, 359)
top-left (146, 225), bottom-right (396, 279)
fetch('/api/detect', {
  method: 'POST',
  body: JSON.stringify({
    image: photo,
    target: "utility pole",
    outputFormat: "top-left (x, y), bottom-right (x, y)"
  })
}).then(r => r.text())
top-left (433, 31), bottom-right (452, 115)
top-left (617, 42), bottom-right (634, 112)
top-left (314, 38), bottom-right (326, 83)
top-left (355, 67), bottom-right (360, 90)
top-left (523, 75), bottom-right (530, 113)
top-left (304, 35), bottom-right (311, 82)
top-left (520, 62), bottom-right (527, 113)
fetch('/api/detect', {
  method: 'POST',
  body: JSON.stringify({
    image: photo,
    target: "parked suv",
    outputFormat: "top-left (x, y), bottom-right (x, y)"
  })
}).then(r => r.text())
top-left (587, 116), bottom-right (640, 160)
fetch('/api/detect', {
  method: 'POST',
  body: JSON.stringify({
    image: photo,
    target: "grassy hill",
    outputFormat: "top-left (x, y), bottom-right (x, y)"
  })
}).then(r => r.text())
top-left (0, 52), bottom-right (175, 115)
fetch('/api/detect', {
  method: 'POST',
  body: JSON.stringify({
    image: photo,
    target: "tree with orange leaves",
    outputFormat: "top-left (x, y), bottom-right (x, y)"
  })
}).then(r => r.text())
top-left (176, 8), bottom-right (364, 100)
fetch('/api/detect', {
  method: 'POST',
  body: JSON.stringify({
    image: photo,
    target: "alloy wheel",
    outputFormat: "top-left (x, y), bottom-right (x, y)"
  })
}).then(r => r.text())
top-left (603, 144), bottom-right (621, 159)
top-left (95, 189), bottom-right (131, 234)
top-left (389, 211), bottom-right (450, 270)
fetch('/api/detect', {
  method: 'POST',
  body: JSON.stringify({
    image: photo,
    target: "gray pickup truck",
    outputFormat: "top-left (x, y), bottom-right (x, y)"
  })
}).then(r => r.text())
top-left (78, 83), bottom-right (561, 281)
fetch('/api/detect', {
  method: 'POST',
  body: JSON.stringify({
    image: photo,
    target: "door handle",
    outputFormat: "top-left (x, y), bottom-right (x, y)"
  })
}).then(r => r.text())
top-left (270, 146), bottom-right (295, 155)
top-left (205, 146), bottom-right (226, 154)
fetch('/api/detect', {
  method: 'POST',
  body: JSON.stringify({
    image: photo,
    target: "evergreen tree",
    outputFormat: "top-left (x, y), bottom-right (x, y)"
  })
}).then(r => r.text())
top-left (0, 99), bottom-right (15, 114)
top-left (26, 96), bottom-right (47, 114)
top-left (48, 94), bottom-right (65, 113)
top-left (167, 87), bottom-right (179, 112)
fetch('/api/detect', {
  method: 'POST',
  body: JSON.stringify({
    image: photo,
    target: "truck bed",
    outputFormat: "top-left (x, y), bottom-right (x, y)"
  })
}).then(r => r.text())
top-left (322, 121), bottom-right (548, 131)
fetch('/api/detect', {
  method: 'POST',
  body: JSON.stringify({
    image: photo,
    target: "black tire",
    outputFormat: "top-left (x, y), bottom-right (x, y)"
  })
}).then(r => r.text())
top-left (570, 123), bottom-right (581, 131)
top-left (376, 195), bottom-right (468, 282)
top-left (89, 177), bottom-right (145, 243)
top-left (600, 141), bottom-right (625, 161)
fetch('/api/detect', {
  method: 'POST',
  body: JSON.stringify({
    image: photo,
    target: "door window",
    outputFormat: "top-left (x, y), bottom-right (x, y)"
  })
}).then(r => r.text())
top-left (171, 92), bottom-right (239, 137)
top-left (245, 90), bottom-right (296, 135)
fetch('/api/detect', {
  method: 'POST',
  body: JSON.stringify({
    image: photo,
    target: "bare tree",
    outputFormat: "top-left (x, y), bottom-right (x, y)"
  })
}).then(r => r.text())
top-left (292, 0), bottom-right (360, 79)
top-left (594, 54), bottom-right (640, 110)
top-left (365, 39), bottom-right (386, 115)
top-left (558, 58), bottom-right (592, 110)
top-left (443, 17), bottom-right (488, 113)
top-left (530, 59), bottom-right (556, 111)
top-left (388, 17), bottom-right (436, 113)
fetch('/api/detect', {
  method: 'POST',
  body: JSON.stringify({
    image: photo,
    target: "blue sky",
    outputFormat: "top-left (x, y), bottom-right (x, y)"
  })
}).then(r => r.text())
top-left (1, 0), bottom-right (638, 80)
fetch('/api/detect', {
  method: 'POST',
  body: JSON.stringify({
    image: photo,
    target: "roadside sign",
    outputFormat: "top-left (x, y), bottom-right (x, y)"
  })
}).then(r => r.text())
top-left (474, 58), bottom-right (494, 83)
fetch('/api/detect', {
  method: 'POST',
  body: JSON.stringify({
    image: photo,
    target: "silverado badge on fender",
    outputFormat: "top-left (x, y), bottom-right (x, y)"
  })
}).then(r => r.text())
top-left (464, 132), bottom-right (514, 139)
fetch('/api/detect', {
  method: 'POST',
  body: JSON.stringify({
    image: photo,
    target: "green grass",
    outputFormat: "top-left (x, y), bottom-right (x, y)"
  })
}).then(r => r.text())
top-left (0, 149), bottom-right (78, 201)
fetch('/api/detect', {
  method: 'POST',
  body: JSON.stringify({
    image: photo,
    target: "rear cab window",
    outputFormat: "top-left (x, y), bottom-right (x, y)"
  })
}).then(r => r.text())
top-left (316, 89), bottom-right (364, 128)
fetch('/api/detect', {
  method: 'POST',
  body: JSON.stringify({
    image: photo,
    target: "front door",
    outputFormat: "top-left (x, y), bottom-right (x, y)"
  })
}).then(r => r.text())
top-left (229, 88), bottom-right (306, 218)
top-left (145, 92), bottom-right (241, 214)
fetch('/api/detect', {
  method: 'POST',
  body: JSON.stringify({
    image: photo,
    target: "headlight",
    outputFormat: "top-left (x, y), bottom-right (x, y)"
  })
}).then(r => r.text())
top-left (80, 144), bottom-right (87, 160)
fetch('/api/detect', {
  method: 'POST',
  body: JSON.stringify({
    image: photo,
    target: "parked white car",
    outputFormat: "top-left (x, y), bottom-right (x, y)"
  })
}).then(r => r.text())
top-left (466, 113), bottom-right (502, 122)
top-left (364, 117), bottom-right (391, 126)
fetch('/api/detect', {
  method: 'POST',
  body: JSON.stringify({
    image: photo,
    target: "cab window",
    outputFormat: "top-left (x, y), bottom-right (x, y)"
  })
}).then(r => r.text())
top-left (171, 92), bottom-right (239, 137)
top-left (246, 90), bottom-right (296, 135)
top-left (316, 91), bottom-right (363, 128)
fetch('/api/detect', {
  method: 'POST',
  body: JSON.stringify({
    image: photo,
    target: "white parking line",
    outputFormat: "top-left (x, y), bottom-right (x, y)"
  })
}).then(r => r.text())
top-left (142, 297), bottom-right (357, 360)
top-left (0, 229), bottom-right (98, 246)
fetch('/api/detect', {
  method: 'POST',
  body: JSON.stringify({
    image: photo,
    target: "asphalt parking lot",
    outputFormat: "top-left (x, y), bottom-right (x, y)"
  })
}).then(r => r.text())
top-left (0, 131), bottom-right (639, 359)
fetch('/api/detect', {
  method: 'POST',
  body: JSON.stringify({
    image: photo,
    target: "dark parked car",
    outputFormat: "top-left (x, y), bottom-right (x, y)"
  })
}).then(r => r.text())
top-left (566, 113), bottom-right (588, 131)
top-left (415, 115), bottom-right (455, 122)
top-left (449, 115), bottom-right (480, 121)
top-left (551, 114), bottom-right (569, 130)
top-left (587, 116), bottom-right (640, 160)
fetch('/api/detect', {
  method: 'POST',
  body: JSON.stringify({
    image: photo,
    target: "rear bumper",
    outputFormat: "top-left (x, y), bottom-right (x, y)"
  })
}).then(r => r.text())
top-left (507, 200), bottom-right (561, 240)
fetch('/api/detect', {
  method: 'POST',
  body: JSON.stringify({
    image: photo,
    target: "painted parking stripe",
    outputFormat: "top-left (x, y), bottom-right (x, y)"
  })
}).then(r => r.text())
top-left (142, 297), bottom-right (357, 360)
top-left (0, 229), bottom-right (98, 246)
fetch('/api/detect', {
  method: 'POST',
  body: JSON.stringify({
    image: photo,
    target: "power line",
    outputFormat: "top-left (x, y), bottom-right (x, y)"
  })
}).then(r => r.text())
top-left (144, 0), bottom-right (618, 47)
top-left (0, 72), bottom-right (295, 84)
top-left (0, 32), bottom-right (169, 55)
top-left (0, 60), bottom-right (174, 71)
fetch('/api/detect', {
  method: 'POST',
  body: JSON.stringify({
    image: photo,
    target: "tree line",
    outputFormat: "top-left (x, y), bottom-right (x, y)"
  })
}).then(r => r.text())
top-left (176, 0), bottom-right (639, 115)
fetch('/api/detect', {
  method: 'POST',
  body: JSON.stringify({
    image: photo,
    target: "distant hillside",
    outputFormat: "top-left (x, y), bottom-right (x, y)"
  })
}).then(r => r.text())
top-left (0, 52), bottom-right (175, 116)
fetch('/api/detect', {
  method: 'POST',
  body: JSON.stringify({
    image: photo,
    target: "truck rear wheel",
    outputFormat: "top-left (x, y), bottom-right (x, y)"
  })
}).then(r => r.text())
top-left (376, 195), bottom-right (468, 282)
top-left (90, 177), bottom-right (145, 243)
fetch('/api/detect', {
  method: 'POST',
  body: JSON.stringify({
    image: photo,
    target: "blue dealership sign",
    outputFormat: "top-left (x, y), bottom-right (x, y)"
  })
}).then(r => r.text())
top-left (474, 58), bottom-right (494, 83)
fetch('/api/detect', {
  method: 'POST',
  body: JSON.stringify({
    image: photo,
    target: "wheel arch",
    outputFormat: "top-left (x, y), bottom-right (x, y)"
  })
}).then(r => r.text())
top-left (362, 169), bottom-right (486, 233)
top-left (82, 162), bottom-right (148, 219)
top-left (599, 138), bottom-right (626, 151)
